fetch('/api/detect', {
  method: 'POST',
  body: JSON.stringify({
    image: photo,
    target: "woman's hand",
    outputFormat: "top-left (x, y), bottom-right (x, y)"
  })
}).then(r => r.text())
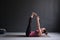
top-left (31, 12), bottom-right (37, 18)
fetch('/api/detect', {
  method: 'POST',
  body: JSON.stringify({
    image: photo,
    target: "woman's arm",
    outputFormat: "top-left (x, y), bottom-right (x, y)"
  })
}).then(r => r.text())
top-left (36, 16), bottom-right (42, 36)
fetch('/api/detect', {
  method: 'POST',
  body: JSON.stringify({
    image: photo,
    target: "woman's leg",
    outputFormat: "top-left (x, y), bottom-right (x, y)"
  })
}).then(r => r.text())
top-left (26, 17), bottom-right (32, 37)
top-left (26, 12), bottom-right (37, 37)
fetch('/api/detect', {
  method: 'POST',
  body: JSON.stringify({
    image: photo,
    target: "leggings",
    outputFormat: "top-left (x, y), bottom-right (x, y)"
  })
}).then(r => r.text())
top-left (26, 17), bottom-right (32, 37)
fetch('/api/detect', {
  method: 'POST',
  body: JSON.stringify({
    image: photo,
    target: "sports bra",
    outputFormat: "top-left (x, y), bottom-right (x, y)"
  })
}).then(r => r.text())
top-left (29, 30), bottom-right (39, 37)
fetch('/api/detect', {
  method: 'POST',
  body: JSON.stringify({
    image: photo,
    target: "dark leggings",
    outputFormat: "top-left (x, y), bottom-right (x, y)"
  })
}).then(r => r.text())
top-left (26, 17), bottom-right (32, 37)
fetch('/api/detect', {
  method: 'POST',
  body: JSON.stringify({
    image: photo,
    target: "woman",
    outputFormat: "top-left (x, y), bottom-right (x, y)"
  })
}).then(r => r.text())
top-left (26, 12), bottom-right (47, 37)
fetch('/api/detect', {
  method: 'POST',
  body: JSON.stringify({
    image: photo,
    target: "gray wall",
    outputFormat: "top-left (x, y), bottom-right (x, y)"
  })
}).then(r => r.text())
top-left (0, 0), bottom-right (60, 32)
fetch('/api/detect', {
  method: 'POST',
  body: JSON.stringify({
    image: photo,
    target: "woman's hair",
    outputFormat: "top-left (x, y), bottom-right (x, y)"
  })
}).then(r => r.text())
top-left (43, 30), bottom-right (48, 35)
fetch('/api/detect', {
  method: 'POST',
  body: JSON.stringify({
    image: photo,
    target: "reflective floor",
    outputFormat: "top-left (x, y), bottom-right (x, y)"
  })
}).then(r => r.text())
top-left (0, 32), bottom-right (60, 40)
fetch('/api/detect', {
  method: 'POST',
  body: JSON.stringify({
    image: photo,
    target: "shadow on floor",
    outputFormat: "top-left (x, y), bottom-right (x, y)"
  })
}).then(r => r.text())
top-left (3, 35), bottom-right (26, 37)
top-left (3, 35), bottom-right (50, 37)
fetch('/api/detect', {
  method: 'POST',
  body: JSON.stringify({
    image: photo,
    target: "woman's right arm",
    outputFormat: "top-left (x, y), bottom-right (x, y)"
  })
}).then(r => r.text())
top-left (36, 16), bottom-right (42, 36)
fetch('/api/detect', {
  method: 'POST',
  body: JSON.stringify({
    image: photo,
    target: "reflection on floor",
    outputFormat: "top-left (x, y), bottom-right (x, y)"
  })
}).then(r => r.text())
top-left (0, 32), bottom-right (60, 40)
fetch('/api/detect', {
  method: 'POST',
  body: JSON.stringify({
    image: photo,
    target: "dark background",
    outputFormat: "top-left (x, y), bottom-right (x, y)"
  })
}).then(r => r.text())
top-left (0, 0), bottom-right (60, 32)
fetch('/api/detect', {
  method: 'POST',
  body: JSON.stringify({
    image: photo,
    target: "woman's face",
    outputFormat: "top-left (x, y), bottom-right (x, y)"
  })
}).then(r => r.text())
top-left (41, 28), bottom-right (46, 33)
top-left (35, 28), bottom-right (46, 33)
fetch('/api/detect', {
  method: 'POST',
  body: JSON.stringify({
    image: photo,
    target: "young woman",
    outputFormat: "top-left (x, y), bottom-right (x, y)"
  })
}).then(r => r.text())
top-left (26, 12), bottom-right (47, 37)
